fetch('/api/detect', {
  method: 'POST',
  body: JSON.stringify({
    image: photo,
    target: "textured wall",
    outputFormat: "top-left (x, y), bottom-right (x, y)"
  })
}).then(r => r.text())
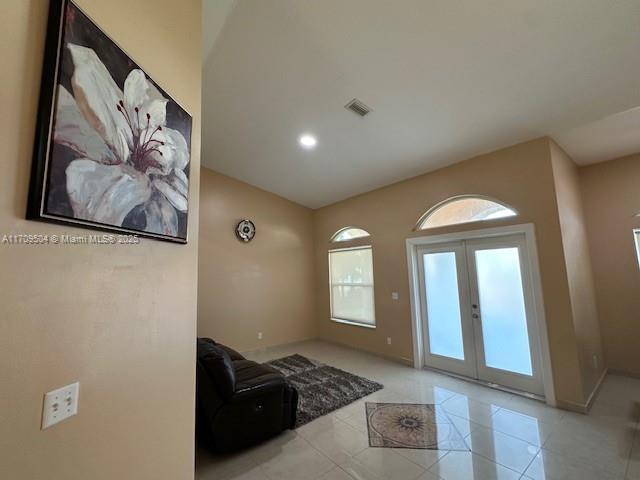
top-left (580, 153), bottom-right (640, 377)
top-left (313, 138), bottom-right (592, 407)
top-left (197, 169), bottom-right (317, 352)
top-left (550, 142), bottom-right (605, 401)
top-left (0, 1), bottom-right (202, 478)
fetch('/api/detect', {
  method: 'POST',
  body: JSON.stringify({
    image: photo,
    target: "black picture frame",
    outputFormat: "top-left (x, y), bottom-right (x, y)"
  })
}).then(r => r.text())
top-left (27, 0), bottom-right (192, 244)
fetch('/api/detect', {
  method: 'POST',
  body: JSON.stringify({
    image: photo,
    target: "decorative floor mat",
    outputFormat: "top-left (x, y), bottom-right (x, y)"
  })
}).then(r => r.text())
top-left (365, 402), bottom-right (468, 450)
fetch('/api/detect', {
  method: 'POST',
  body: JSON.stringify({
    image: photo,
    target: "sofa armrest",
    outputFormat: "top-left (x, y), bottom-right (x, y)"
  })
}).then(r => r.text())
top-left (232, 373), bottom-right (285, 402)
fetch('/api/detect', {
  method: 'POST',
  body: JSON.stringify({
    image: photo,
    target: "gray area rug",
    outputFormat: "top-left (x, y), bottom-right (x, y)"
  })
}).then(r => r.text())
top-left (266, 354), bottom-right (383, 427)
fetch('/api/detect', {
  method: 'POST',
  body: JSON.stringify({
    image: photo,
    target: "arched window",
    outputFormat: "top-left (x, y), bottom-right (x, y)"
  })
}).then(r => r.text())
top-left (331, 227), bottom-right (371, 242)
top-left (328, 226), bottom-right (375, 327)
top-left (416, 195), bottom-right (517, 230)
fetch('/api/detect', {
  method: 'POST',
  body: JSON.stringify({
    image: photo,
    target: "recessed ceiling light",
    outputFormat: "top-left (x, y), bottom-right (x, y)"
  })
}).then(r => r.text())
top-left (299, 134), bottom-right (317, 149)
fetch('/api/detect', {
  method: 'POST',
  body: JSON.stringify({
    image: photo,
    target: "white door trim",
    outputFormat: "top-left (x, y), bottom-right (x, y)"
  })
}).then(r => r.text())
top-left (406, 223), bottom-right (556, 406)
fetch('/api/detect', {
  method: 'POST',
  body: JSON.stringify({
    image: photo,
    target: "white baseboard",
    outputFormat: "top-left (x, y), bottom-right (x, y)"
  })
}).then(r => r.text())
top-left (556, 368), bottom-right (608, 414)
top-left (239, 337), bottom-right (319, 356)
top-left (319, 338), bottom-right (414, 366)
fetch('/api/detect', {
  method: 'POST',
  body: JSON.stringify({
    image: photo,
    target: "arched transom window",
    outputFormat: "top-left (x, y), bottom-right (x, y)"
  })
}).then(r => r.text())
top-left (331, 227), bottom-right (371, 242)
top-left (417, 195), bottom-right (517, 230)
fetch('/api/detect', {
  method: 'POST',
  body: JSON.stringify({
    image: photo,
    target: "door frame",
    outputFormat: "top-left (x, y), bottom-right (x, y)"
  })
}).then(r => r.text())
top-left (406, 223), bottom-right (556, 406)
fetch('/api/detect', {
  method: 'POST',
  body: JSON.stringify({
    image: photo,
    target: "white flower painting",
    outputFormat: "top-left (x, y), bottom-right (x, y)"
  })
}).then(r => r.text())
top-left (29, 1), bottom-right (191, 242)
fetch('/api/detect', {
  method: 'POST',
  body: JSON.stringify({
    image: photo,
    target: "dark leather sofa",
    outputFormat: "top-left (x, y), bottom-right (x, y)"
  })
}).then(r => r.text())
top-left (196, 338), bottom-right (298, 452)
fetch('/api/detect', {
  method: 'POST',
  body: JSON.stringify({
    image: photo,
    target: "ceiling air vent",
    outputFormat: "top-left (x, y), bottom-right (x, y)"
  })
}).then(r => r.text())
top-left (345, 98), bottom-right (372, 117)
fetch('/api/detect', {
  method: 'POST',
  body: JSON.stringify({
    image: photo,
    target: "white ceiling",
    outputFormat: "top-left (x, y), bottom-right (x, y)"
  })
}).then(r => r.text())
top-left (202, 0), bottom-right (640, 208)
top-left (553, 107), bottom-right (640, 165)
top-left (202, 0), bottom-right (236, 60)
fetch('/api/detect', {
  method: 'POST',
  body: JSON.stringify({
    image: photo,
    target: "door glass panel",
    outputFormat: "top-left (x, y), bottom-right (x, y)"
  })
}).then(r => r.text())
top-left (423, 252), bottom-right (465, 360)
top-left (474, 247), bottom-right (532, 375)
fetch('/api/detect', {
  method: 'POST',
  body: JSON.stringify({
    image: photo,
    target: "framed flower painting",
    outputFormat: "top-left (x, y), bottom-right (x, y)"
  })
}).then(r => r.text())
top-left (27, 0), bottom-right (192, 243)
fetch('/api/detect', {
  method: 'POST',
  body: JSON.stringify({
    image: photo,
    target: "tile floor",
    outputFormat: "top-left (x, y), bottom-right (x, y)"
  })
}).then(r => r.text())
top-left (196, 340), bottom-right (640, 480)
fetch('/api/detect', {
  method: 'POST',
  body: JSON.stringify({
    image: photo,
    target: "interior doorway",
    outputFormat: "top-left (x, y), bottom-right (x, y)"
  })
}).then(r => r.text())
top-left (407, 224), bottom-right (555, 402)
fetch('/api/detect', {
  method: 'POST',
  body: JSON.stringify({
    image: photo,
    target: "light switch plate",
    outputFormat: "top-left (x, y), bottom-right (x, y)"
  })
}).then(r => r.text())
top-left (42, 382), bottom-right (79, 429)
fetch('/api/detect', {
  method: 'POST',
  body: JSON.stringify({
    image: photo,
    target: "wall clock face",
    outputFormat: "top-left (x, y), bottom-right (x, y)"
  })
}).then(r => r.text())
top-left (236, 220), bottom-right (256, 242)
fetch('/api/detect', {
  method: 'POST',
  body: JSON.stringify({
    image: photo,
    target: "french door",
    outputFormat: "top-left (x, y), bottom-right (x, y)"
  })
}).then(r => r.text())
top-left (416, 234), bottom-right (544, 396)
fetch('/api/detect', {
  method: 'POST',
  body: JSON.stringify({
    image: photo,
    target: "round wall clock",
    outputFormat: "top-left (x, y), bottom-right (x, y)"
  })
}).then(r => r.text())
top-left (235, 219), bottom-right (256, 242)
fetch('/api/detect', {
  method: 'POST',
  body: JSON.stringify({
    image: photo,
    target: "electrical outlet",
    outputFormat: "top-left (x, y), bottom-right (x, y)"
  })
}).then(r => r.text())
top-left (387, 337), bottom-right (392, 345)
top-left (42, 382), bottom-right (79, 429)
top-left (391, 292), bottom-right (399, 300)
top-left (258, 332), bottom-right (263, 340)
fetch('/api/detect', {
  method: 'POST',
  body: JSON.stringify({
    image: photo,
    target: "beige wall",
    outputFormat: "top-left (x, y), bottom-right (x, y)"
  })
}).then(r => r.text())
top-left (550, 142), bottom-right (605, 401)
top-left (198, 169), bottom-right (317, 352)
top-left (0, 1), bottom-right (201, 479)
top-left (580, 154), bottom-right (640, 377)
top-left (313, 138), bottom-right (595, 407)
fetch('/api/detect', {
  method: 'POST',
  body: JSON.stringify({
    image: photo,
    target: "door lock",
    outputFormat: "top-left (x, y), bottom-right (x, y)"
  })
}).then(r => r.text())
top-left (472, 313), bottom-right (480, 319)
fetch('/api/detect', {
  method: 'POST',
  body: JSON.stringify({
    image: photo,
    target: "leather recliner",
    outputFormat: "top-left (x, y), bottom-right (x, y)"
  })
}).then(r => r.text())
top-left (196, 338), bottom-right (298, 452)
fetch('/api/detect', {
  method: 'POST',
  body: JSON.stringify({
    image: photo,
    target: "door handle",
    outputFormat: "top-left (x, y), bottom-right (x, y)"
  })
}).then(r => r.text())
top-left (472, 313), bottom-right (480, 319)
top-left (472, 304), bottom-right (479, 309)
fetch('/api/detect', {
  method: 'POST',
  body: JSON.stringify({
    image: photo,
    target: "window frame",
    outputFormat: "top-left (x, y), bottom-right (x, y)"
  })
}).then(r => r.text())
top-left (415, 194), bottom-right (518, 231)
top-left (331, 226), bottom-right (371, 242)
top-left (328, 245), bottom-right (376, 329)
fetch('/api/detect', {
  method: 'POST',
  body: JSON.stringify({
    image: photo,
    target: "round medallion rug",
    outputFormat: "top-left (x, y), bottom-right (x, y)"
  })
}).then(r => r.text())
top-left (365, 402), bottom-right (468, 450)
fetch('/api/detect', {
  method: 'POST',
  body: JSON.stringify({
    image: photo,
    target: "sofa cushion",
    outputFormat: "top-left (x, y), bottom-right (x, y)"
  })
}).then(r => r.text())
top-left (198, 340), bottom-right (236, 400)
top-left (233, 359), bottom-right (258, 373)
top-left (234, 362), bottom-right (274, 382)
